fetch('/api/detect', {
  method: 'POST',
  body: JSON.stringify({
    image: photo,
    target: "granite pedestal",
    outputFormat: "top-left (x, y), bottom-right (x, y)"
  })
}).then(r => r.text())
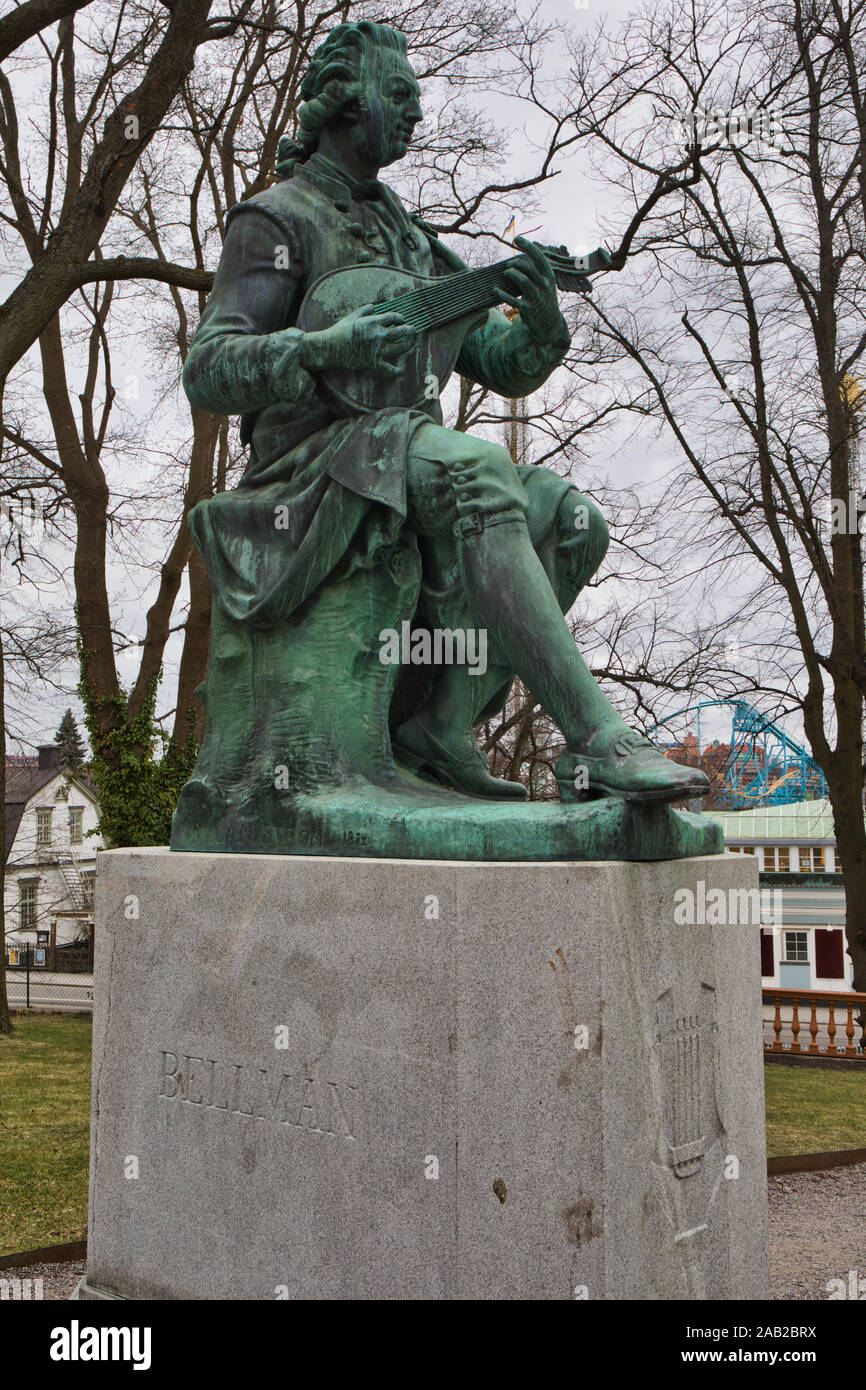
top-left (77, 848), bottom-right (769, 1300)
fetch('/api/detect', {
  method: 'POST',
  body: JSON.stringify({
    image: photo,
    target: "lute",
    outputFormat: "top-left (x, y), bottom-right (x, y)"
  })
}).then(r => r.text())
top-left (296, 242), bottom-right (612, 416)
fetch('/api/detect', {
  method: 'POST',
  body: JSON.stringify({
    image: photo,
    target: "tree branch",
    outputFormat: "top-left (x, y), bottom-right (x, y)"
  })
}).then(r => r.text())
top-left (76, 256), bottom-right (214, 292)
top-left (0, 0), bottom-right (91, 65)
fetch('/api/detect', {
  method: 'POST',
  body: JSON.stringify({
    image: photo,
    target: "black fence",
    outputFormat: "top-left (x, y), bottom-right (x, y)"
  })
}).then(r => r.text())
top-left (4, 941), bottom-right (94, 1012)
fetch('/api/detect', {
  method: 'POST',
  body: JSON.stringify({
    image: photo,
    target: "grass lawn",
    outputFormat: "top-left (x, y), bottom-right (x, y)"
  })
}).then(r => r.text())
top-left (0, 1012), bottom-right (92, 1254)
top-left (764, 1062), bottom-right (866, 1156)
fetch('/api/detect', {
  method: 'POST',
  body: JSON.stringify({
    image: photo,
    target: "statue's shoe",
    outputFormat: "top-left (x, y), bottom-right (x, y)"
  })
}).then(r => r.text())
top-left (393, 718), bottom-right (527, 800)
top-left (555, 730), bottom-right (710, 805)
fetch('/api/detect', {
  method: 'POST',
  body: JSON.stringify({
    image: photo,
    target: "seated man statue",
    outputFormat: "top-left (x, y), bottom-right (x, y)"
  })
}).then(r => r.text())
top-left (170, 19), bottom-right (712, 860)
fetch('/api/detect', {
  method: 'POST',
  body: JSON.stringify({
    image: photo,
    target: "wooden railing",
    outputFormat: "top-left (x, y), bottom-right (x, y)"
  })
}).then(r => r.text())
top-left (763, 988), bottom-right (866, 1060)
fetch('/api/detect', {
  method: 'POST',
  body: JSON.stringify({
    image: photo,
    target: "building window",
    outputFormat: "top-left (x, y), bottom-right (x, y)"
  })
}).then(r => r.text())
top-left (36, 808), bottom-right (53, 846)
top-left (19, 881), bottom-right (37, 930)
top-left (82, 873), bottom-right (95, 909)
top-left (728, 846), bottom-right (741, 853)
top-left (798, 846), bottom-right (825, 871)
top-left (743, 845), bottom-right (755, 855)
top-left (68, 807), bottom-right (83, 844)
top-left (783, 930), bottom-right (809, 963)
top-left (763, 845), bottom-right (789, 871)
top-left (834, 846), bottom-right (842, 873)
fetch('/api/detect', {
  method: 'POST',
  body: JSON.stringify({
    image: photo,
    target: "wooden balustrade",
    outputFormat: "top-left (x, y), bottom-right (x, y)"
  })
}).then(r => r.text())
top-left (763, 988), bottom-right (866, 1059)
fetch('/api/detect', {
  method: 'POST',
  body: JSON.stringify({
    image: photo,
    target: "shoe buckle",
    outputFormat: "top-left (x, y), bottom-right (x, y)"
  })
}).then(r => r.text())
top-left (614, 732), bottom-right (653, 758)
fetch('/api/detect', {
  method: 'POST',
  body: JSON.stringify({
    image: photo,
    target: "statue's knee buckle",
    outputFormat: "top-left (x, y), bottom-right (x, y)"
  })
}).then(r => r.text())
top-left (453, 512), bottom-right (482, 538)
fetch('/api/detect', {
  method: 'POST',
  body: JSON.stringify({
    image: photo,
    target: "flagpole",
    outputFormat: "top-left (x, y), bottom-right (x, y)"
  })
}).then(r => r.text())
top-left (502, 215), bottom-right (527, 470)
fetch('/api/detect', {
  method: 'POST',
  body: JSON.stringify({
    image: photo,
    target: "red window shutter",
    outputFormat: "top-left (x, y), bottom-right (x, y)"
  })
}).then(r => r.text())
top-left (760, 929), bottom-right (774, 976)
top-left (815, 929), bottom-right (844, 979)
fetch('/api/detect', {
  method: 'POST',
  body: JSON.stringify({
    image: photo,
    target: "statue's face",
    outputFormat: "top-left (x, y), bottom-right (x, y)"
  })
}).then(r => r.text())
top-left (355, 52), bottom-right (423, 168)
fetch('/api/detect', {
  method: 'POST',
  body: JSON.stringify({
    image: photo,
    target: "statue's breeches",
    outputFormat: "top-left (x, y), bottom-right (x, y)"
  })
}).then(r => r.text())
top-left (406, 422), bottom-right (529, 535)
top-left (404, 422), bottom-right (609, 611)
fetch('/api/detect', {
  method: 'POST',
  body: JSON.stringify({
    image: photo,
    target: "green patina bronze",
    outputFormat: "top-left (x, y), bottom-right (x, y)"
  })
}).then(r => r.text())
top-left (170, 20), bottom-right (720, 861)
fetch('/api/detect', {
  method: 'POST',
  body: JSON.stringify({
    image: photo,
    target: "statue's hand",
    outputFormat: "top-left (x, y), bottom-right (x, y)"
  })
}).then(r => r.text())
top-left (494, 236), bottom-right (570, 349)
top-left (298, 304), bottom-right (420, 379)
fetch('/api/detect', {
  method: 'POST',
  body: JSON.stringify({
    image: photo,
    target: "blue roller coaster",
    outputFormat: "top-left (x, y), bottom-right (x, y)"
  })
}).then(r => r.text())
top-left (649, 699), bottom-right (827, 808)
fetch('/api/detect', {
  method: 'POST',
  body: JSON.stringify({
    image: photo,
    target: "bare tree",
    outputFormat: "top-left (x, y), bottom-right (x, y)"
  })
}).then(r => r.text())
top-left (0, 0), bottom-right (249, 391)
top-left (564, 0), bottom-right (866, 987)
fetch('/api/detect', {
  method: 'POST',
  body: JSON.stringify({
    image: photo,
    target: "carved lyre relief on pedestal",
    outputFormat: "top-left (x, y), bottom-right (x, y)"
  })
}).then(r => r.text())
top-left (651, 983), bottom-right (727, 1283)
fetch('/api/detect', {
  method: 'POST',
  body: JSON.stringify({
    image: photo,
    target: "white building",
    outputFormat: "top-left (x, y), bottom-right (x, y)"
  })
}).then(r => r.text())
top-left (4, 745), bottom-right (102, 968)
top-left (707, 799), bottom-right (852, 993)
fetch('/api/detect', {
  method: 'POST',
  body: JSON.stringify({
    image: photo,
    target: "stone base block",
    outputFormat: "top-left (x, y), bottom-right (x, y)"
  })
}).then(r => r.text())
top-left (71, 1277), bottom-right (122, 1300)
top-left (83, 848), bottom-right (769, 1300)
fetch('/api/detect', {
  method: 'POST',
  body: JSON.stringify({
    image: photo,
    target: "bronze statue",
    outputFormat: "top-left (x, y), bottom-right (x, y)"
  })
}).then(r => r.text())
top-left (170, 21), bottom-right (717, 861)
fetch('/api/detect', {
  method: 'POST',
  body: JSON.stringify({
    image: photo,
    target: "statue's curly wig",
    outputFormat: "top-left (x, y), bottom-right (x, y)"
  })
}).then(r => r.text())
top-left (276, 23), bottom-right (409, 179)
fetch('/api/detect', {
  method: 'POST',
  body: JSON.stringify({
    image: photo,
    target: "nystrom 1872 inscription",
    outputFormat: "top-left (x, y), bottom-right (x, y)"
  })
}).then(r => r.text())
top-left (158, 1051), bottom-right (357, 1141)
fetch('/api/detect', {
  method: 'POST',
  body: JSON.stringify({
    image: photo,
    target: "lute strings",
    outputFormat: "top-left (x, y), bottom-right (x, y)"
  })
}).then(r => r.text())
top-left (370, 257), bottom-right (524, 331)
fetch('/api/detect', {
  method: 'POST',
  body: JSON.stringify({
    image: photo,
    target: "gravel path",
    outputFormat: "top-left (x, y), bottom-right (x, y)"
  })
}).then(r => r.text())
top-left (4, 1166), bottom-right (863, 1301)
top-left (1, 1259), bottom-right (85, 1299)
top-left (768, 1160), bottom-right (866, 1300)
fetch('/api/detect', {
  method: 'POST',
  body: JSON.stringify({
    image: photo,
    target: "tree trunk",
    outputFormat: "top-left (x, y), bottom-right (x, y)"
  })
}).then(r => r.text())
top-left (171, 544), bottom-right (212, 754)
top-left (130, 406), bottom-right (220, 723)
top-left (824, 677), bottom-right (866, 994)
top-left (0, 553), bottom-right (14, 1034)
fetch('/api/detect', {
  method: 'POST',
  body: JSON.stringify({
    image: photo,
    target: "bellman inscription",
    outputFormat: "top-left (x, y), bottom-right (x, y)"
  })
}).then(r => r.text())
top-left (158, 1050), bottom-right (358, 1141)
